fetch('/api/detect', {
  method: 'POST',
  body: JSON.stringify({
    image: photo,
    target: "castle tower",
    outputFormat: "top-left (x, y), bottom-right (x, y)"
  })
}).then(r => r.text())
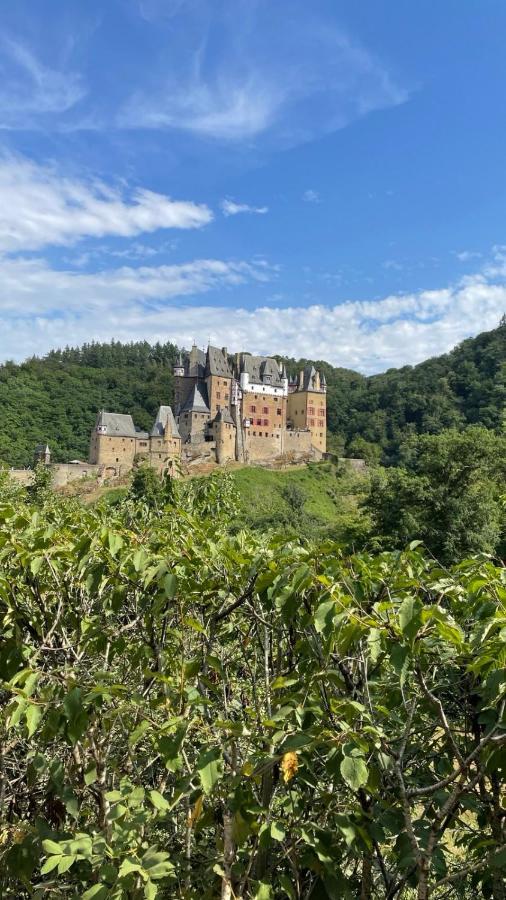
top-left (173, 351), bottom-right (184, 378)
top-left (286, 365), bottom-right (327, 455)
top-left (213, 408), bottom-right (236, 464)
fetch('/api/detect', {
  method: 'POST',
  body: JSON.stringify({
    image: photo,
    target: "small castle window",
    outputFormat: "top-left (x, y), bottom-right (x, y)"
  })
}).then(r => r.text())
top-left (263, 419), bottom-right (268, 426)
top-left (250, 405), bottom-right (256, 412)
top-left (216, 392), bottom-right (221, 399)
top-left (262, 406), bottom-right (268, 414)
top-left (253, 431), bottom-right (256, 436)
top-left (259, 431), bottom-right (263, 437)
top-left (277, 408), bottom-right (282, 415)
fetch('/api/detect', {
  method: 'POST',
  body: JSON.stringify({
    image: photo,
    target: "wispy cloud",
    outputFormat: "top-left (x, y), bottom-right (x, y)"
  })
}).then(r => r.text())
top-left (0, 156), bottom-right (212, 252)
top-left (221, 198), bottom-right (268, 217)
top-left (382, 259), bottom-right (403, 271)
top-left (119, 1), bottom-right (408, 145)
top-left (454, 250), bottom-right (482, 262)
top-left (0, 37), bottom-right (85, 129)
top-left (303, 189), bottom-right (320, 203)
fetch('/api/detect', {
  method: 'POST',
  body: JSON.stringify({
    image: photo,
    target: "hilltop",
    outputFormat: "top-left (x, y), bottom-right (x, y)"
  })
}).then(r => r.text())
top-left (0, 321), bottom-right (504, 467)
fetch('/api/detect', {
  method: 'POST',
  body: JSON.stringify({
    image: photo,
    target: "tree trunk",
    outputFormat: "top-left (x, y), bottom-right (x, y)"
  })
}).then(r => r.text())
top-left (417, 858), bottom-right (430, 900)
top-left (221, 809), bottom-right (235, 900)
top-left (360, 851), bottom-right (373, 900)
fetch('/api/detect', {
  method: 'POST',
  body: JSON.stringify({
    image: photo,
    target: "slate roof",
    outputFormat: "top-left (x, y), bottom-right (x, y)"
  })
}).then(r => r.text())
top-left (206, 345), bottom-right (233, 378)
top-left (151, 405), bottom-right (181, 439)
top-left (213, 408), bottom-right (235, 426)
top-left (180, 383), bottom-right (210, 414)
top-left (96, 411), bottom-right (149, 439)
top-left (301, 365), bottom-right (321, 391)
top-left (239, 354), bottom-right (284, 387)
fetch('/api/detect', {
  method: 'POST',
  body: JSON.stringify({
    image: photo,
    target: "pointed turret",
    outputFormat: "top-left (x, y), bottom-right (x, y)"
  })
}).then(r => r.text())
top-left (173, 351), bottom-right (184, 378)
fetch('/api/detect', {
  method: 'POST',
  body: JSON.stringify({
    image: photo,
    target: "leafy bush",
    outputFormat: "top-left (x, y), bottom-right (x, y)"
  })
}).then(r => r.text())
top-left (0, 480), bottom-right (504, 898)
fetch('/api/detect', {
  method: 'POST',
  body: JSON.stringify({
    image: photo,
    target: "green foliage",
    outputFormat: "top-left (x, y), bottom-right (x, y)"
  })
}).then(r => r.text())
top-left (0, 478), bottom-right (504, 898)
top-left (283, 318), bottom-right (506, 461)
top-left (366, 426), bottom-right (506, 561)
top-left (26, 463), bottom-right (53, 506)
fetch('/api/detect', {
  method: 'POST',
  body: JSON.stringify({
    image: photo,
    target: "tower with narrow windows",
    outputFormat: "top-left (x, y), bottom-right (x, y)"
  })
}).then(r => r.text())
top-left (286, 365), bottom-right (327, 454)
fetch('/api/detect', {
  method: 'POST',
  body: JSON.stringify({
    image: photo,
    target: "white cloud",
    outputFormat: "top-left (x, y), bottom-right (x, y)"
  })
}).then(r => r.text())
top-left (303, 189), bottom-right (320, 203)
top-left (454, 250), bottom-right (482, 262)
top-left (0, 157), bottom-right (212, 252)
top-left (0, 256), bottom-right (271, 317)
top-left (0, 255), bottom-right (504, 373)
top-left (0, 38), bottom-right (85, 128)
top-left (221, 198), bottom-right (268, 217)
top-left (119, 5), bottom-right (408, 144)
top-left (382, 259), bottom-right (403, 271)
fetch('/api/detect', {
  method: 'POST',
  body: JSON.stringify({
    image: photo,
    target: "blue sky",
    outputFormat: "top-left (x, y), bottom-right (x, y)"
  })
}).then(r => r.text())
top-left (1, 0), bottom-right (505, 372)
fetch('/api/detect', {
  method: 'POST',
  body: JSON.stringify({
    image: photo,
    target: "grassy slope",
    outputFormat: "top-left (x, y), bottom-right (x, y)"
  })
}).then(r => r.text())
top-left (230, 461), bottom-right (370, 540)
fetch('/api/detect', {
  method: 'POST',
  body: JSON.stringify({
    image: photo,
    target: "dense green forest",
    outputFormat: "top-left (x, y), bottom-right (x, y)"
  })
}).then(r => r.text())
top-left (0, 467), bottom-right (505, 899)
top-left (0, 320), bottom-right (504, 467)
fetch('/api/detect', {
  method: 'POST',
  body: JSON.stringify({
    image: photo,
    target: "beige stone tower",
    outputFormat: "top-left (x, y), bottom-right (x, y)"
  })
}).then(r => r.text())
top-left (287, 366), bottom-right (327, 454)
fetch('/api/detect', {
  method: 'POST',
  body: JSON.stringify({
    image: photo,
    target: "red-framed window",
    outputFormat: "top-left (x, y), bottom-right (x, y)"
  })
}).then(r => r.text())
top-left (250, 405), bottom-right (256, 413)
top-left (262, 406), bottom-right (269, 414)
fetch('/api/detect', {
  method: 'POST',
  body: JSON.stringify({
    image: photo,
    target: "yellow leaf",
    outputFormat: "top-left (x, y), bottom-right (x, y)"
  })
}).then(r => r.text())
top-left (281, 751), bottom-right (298, 784)
top-left (189, 794), bottom-right (203, 827)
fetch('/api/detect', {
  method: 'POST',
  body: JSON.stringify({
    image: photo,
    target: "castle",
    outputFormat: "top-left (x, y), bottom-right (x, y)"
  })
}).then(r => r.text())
top-left (89, 345), bottom-right (327, 474)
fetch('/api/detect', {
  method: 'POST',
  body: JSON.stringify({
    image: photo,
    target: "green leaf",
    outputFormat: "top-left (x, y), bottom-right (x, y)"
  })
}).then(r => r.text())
top-left (340, 754), bottom-right (369, 791)
top-left (314, 600), bottom-right (336, 634)
top-left (197, 747), bottom-right (223, 795)
top-left (149, 790), bottom-right (171, 811)
top-left (270, 821), bottom-right (286, 842)
top-left (279, 874), bottom-right (296, 899)
top-left (108, 532), bottom-right (124, 556)
top-left (84, 764), bottom-right (97, 786)
top-left (39, 855), bottom-right (61, 874)
top-left (163, 573), bottom-right (177, 598)
top-left (398, 596), bottom-right (422, 640)
top-left (145, 861), bottom-right (174, 879)
top-left (42, 839), bottom-right (62, 855)
top-left (63, 687), bottom-right (88, 745)
top-left (30, 555), bottom-right (44, 576)
top-left (128, 719), bottom-right (150, 748)
top-left (132, 549), bottom-right (147, 572)
top-left (82, 887), bottom-right (109, 900)
top-left (26, 702), bottom-right (43, 737)
top-left (254, 882), bottom-right (273, 900)
top-left (57, 855), bottom-right (76, 874)
top-left (144, 881), bottom-right (157, 900)
top-left (118, 858), bottom-right (144, 877)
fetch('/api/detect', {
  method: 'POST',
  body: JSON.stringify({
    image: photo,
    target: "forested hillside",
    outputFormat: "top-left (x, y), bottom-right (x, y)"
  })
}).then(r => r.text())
top-left (0, 321), bottom-right (504, 466)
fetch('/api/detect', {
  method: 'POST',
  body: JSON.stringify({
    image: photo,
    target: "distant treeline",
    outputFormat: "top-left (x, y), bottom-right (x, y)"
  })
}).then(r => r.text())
top-left (0, 320), bottom-right (504, 467)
